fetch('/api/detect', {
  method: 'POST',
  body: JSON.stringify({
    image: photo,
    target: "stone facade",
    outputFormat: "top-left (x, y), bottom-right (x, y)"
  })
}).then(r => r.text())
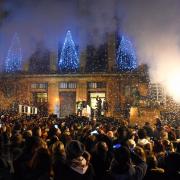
top-left (0, 67), bottom-right (149, 119)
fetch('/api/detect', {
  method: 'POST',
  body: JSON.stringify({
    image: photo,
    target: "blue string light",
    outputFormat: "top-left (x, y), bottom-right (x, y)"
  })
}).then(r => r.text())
top-left (5, 33), bottom-right (22, 73)
top-left (59, 30), bottom-right (79, 72)
top-left (116, 36), bottom-right (137, 71)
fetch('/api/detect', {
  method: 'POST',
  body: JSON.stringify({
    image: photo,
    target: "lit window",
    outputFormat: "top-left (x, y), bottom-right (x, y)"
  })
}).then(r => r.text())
top-left (31, 83), bottom-right (48, 89)
top-left (33, 93), bottom-right (48, 103)
top-left (59, 82), bottom-right (77, 89)
top-left (88, 82), bottom-right (106, 89)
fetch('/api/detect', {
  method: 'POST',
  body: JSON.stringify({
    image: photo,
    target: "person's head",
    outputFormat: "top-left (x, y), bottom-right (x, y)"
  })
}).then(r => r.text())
top-left (24, 136), bottom-right (45, 153)
top-left (153, 140), bottom-right (165, 154)
top-left (138, 128), bottom-right (147, 139)
top-left (168, 130), bottom-right (176, 141)
top-left (117, 126), bottom-right (129, 141)
top-left (31, 148), bottom-right (51, 173)
top-left (107, 131), bottom-right (114, 139)
top-left (12, 133), bottom-right (23, 145)
top-left (51, 140), bottom-right (65, 156)
top-left (23, 130), bottom-right (32, 140)
top-left (160, 131), bottom-right (168, 140)
top-left (83, 151), bottom-right (91, 165)
top-left (145, 122), bottom-right (150, 126)
top-left (66, 140), bottom-right (85, 160)
top-left (95, 141), bottom-right (108, 154)
top-left (114, 146), bottom-right (131, 167)
top-left (163, 140), bottom-right (174, 153)
top-left (134, 146), bottom-right (146, 162)
top-left (155, 118), bottom-right (162, 129)
top-left (48, 126), bottom-right (61, 138)
top-left (14, 122), bottom-right (22, 131)
top-left (127, 139), bottom-right (136, 150)
top-left (164, 152), bottom-right (180, 173)
top-left (32, 127), bottom-right (42, 137)
top-left (146, 154), bottom-right (158, 169)
top-left (144, 142), bottom-right (153, 155)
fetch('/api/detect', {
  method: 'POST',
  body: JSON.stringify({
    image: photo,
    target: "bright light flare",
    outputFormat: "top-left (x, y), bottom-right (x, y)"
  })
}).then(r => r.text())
top-left (165, 70), bottom-right (180, 102)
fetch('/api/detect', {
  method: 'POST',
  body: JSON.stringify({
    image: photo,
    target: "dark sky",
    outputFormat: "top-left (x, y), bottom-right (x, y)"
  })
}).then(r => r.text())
top-left (1, 0), bottom-right (180, 97)
top-left (1, 0), bottom-right (180, 59)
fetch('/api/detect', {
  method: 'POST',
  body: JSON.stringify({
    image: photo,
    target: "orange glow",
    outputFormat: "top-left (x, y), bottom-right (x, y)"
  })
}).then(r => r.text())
top-left (55, 97), bottom-right (59, 102)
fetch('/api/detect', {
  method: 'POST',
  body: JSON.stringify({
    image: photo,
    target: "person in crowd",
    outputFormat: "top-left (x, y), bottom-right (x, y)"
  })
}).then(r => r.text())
top-left (54, 140), bottom-right (95, 180)
top-left (106, 146), bottom-right (147, 180)
top-left (47, 126), bottom-right (61, 147)
top-left (77, 101), bottom-right (83, 117)
top-left (113, 126), bottom-right (129, 146)
top-left (137, 128), bottom-right (150, 147)
top-left (91, 141), bottom-right (112, 180)
top-left (134, 146), bottom-right (146, 162)
top-left (163, 152), bottom-right (180, 180)
top-left (102, 98), bottom-right (108, 116)
top-left (144, 154), bottom-right (164, 180)
top-left (51, 140), bottom-right (66, 163)
top-left (32, 126), bottom-right (42, 138)
top-left (0, 111), bottom-right (179, 180)
top-left (52, 141), bottom-right (66, 180)
top-left (143, 122), bottom-right (154, 138)
top-left (160, 131), bottom-right (168, 141)
top-left (29, 147), bottom-right (51, 180)
top-left (154, 118), bottom-right (163, 139)
top-left (13, 136), bottom-right (46, 180)
top-left (96, 96), bottom-right (102, 118)
top-left (0, 148), bottom-right (12, 180)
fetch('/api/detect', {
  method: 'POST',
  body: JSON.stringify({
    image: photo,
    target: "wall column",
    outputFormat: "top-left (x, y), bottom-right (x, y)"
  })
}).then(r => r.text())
top-left (107, 78), bottom-right (120, 117)
top-left (76, 81), bottom-right (87, 102)
top-left (48, 81), bottom-right (60, 116)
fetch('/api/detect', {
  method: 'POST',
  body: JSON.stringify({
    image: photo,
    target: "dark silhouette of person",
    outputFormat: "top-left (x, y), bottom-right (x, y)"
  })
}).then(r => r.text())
top-left (96, 96), bottom-right (102, 118)
top-left (102, 98), bottom-right (108, 116)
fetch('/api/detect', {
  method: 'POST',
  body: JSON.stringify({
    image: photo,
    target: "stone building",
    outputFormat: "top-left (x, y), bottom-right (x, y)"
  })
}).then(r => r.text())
top-left (0, 0), bottom-right (151, 121)
top-left (0, 59), bottom-right (149, 119)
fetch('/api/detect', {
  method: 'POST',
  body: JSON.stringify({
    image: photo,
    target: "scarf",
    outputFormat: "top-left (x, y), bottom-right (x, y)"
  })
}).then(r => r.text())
top-left (70, 156), bottom-right (88, 175)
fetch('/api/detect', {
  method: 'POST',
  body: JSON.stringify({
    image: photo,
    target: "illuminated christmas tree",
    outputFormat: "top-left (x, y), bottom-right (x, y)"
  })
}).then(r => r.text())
top-left (116, 36), bottom-right (137, 71)
top-left (5, 33), bottom-right (22, 73)
top-left (59, 30), bottom-right (79, 72)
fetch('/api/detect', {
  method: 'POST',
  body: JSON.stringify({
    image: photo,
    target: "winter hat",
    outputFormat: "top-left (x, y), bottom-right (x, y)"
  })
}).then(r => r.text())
top-left (66, 140), bottom-right (85, 160)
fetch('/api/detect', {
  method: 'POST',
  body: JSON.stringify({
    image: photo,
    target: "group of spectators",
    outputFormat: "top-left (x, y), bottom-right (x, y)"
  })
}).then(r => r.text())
top-left (0, 113), bottom-right (180, 180)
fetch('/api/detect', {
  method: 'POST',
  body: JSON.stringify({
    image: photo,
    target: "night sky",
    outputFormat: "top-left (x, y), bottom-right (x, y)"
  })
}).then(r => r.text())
top-left (1, 0), bottom-right (180, 99)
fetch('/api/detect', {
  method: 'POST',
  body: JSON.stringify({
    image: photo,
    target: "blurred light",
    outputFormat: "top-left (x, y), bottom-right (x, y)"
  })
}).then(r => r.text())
top-left (166, 70), bottom-right (180, 102)
top-left (130, 107), bottom-right (138, 117)
top-left (55, 97), bottom-right (59, 102)
top-left (54, 97), bottom-right (60, 117)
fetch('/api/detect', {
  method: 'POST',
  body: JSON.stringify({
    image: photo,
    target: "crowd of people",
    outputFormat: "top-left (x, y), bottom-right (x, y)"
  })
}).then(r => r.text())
top-left (0, 112), bottom-right (180, 180)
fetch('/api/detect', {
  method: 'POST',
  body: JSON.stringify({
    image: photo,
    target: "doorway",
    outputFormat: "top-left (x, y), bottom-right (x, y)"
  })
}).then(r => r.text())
top-left (89, 92), bottom-right (106, 109)
top-left (59, 92), bottom-right (76, 117)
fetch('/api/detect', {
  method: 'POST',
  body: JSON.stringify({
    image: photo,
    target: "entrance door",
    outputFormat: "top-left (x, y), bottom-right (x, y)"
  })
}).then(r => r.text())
top-left (89, 92), bottom-right (106, 109)
top-left (60, 92), bottom-right (76, 117)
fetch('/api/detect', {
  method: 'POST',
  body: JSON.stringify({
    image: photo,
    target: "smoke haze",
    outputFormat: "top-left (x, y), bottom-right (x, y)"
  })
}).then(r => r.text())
top-left (121, 0), bottom-right (180, 101)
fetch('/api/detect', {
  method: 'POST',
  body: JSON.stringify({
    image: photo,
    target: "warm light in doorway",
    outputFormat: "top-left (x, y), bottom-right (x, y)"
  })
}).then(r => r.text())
top-left (55, 97), bottom-right (59, 102)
